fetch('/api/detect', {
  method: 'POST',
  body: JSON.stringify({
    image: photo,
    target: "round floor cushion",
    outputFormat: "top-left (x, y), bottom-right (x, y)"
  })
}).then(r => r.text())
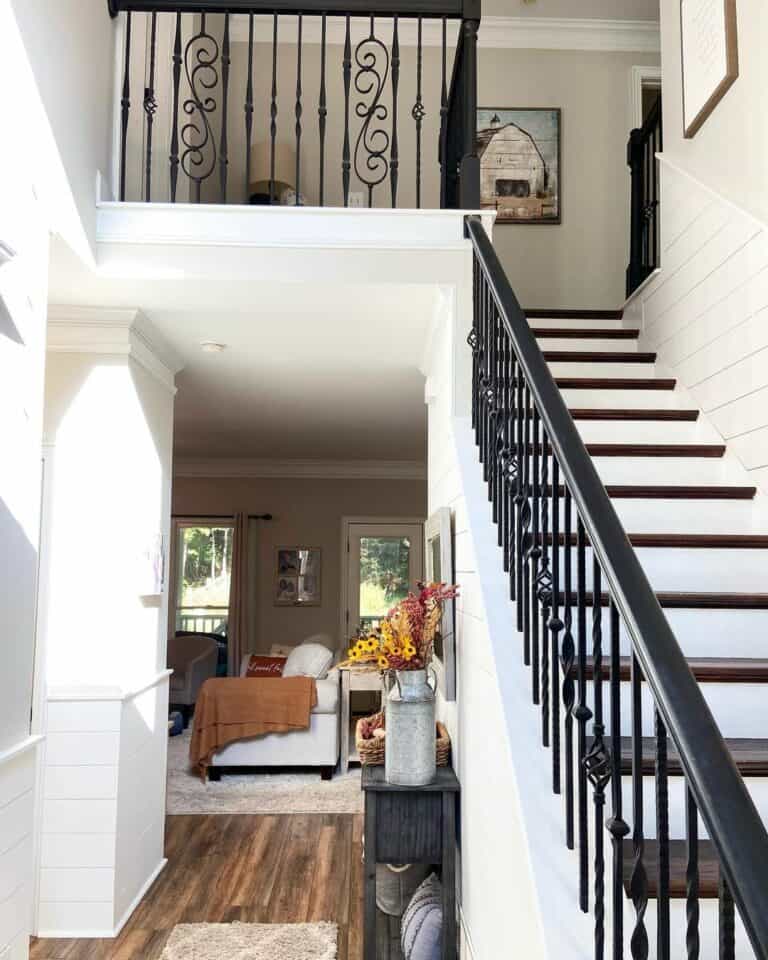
top-left (401, 873), bottom-right (443, 960)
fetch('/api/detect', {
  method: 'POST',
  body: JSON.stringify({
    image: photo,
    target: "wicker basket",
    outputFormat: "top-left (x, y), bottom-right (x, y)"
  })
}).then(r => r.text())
top-left (356, 712), bottom-right (451, 767)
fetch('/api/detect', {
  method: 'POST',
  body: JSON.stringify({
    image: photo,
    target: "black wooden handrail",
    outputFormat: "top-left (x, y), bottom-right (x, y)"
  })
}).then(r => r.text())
top-left (465, 213), bottom-right (768, 957)
top-left (108, 0), bottom-right (475, 18)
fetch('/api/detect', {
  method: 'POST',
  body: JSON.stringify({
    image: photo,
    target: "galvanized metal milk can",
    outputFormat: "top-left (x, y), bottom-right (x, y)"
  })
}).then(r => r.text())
top-left (385, 668), bottom-right (437, 786)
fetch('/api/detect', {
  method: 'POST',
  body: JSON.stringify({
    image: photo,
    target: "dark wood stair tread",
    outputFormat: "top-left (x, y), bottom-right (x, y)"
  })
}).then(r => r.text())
top-left (544, 351), bottom-right (656, 363)
top-left (526, 308), bottom-right (624, 320)
top-left (533, 328), bottom-right (639, 339)
top-left (559, 591), bottom-right (768, 609)
top-left (556, 378), bottom-right (676, 390)
top-left (594, 736), bottom-right (768, 777)
top-left (544, 484), bottom-right (755, 500)
top-left (583, 443), bottom-right (725, 458)
top-left (572, 657), bottom-right (768, 683)
top-left (622, 840), bottom-right (719, 898)
top-left (570, 408), bottom-right (699, 421)
top-left (548, 532), bottom-right (768, 548)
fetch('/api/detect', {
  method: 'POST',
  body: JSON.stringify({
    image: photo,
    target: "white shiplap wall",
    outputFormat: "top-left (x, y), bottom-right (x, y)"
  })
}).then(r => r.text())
top-left (627, 158), bottom-right (768, 493)
top-left (0, 749), bottom-right (37, 960)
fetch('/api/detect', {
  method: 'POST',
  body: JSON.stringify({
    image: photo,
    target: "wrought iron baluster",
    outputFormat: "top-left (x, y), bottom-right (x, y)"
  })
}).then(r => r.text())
top-left (585, 558), bottom-right (610, 960)
top-left (119, 10), bottom-right (132, 202)
top-left (413, 16), bottom-right (424, 208)
top-left (550, 458), bottom-right (563, 794)
top-left (607, 601), bottom-right (629, 960)
top-left (219, 12), bottom-right (230, 203)
top-left (487, 295), bottom-right (499, 510)
top-left (170, 12), bottom-right (182, 202)
top-left (181, 11), bottom-right (220, 204)
top-left (520, 385), bottom-right (533, 662)
top-left (575, 515), bottom-right (592, 913)
top-left (685, 785), bottom-right (700, 960)
top-left (502, 338), bottom-right (514, 581)
top-left (529, 408), bottom-right (542, 706)
top-left (270, 14), bottom-right (278, 203)
top-left (318, 14), bottom-right (327, 206)
top-left (561, 486), bottom-right (576, 847)
top-left (468, 257), bottom-right (479, 436)
top-left (354, 15), bottom-right (391, 207)
top-left (244, 12), bottom-right (254, 202)
top-left (718, 874), bottom-right (735, 960)
top-left (143, 11), bottom-right (158, 202)
top-left (294, 14), bottom-right (303, 205)
top-left (342, 15), bottom-right (351, 206)
top-left (390, 16), bottom-right (399, 207)
top-left (479, 276), bottom-right (491, 477)
top-left (630, 653), bottom-right (649, 959)
top-left (656, 709), bottom-right (670, 960)
top-left (538, 426), bottom-right (552, 743)
top-left (438, 16), bottom-right (448, 207)
top-left (515, 371), bottom-right (526, 633)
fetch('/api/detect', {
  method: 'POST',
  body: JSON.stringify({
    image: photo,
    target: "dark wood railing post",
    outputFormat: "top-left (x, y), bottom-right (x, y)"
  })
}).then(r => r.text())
top-left (626, 127), bottom-right (645, 297)
top-left (458, 0), bottom-right (480, 209)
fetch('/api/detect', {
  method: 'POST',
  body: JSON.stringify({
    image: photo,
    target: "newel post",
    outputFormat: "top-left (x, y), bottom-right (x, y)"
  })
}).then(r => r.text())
top-left (459, 0), bottom-right (480, 209)
top-left (626, 127), bottom-right (645, 297)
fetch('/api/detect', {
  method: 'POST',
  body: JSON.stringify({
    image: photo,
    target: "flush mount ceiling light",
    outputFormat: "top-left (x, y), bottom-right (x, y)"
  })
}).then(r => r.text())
top-left (200, 340), bottom-right (227, 353)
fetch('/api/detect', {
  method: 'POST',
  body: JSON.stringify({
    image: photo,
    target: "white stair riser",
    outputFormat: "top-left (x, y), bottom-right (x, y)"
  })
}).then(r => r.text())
top-left (589, 456), bottom-right (748, 485)
top-left (573, 419), bottom-right (721, 444)
top-left (539, 498), bottom-right (768, 534)
top-left (548, 361), bottom-right (659, 379)
top-left (528, 317), bottom-right (628, 330)
top-left (534, 337), bottom-right (641, 352)
top-left (559, 388), bottom-right (693, 410)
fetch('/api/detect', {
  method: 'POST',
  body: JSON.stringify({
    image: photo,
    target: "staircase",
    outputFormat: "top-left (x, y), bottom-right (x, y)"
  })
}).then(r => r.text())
top-left (464, 217), bottom-right (768, 959)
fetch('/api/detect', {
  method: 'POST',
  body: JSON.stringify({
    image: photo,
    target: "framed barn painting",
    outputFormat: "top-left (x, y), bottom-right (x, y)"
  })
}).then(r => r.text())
top-left (476, 107), bottom-right (561, 224)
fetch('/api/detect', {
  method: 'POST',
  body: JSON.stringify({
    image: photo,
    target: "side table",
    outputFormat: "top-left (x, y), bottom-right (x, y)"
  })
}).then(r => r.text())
top-left (362, 765), bottom-right (460, 960)
top-left (340, 666), bottom-right (384, 774)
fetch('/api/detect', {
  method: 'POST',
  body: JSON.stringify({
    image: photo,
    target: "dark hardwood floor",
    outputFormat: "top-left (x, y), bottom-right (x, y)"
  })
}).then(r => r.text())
top-left (30, 814), bottom-right (364, 960)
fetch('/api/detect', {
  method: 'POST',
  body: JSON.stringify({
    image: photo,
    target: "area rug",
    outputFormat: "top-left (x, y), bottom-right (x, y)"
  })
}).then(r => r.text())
top-left (166, 730), bottom-right (363, 815)
top-left (160, 922), bottom-right (337, 959)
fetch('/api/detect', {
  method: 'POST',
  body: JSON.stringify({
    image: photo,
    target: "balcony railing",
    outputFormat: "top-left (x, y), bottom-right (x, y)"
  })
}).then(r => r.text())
top-left (107, 0), bottom-right (480, 210)
top-left (626, 95), bottom-right (662, 296)
top-left (176, 606), bottom-right (229, 634)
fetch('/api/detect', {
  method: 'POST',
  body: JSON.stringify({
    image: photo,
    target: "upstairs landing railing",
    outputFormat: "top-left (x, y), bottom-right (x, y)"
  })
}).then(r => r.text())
top-left (465, 214), bottom-right (768, 960)
top-left (626, 95), bottom-right (662, 296)
top-left (107, 0), bottom-right (480, 210)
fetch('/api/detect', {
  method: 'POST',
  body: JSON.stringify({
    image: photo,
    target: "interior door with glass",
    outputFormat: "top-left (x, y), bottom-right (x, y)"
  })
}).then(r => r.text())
top-left (344, 521), bottom-right (424, 638)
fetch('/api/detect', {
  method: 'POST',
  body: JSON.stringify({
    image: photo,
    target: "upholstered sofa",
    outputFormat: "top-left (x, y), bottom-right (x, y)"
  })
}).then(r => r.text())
top-left (168, 633), bottom-right (219, 724)
top-left (208, 642), bottom-right (340, 780)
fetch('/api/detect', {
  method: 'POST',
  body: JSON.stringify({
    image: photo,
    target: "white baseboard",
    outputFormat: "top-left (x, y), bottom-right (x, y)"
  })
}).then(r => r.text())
top-left (37, 859), bottom-right (168, 940)
top-left (459, 904), bottom-right (476, 960)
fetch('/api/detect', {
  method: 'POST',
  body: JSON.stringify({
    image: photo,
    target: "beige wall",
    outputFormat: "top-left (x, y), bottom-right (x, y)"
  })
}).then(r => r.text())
top-left (172, 475), bottom-right (427, 654)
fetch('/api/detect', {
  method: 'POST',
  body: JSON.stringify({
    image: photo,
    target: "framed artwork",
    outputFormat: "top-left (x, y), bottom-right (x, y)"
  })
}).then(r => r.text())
top-left (476, 107), bottom-right (561, 224)
top-left (425, 507), bottom-right (456, 701)
top-left (681, 0), bottom-right (738, 138)
top-left (274, 546), bottom-right (322, 606)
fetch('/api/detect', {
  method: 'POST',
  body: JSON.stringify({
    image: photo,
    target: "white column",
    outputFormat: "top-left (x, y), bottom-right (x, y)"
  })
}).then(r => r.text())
top-left (38, 308), bottom-right (180, 937)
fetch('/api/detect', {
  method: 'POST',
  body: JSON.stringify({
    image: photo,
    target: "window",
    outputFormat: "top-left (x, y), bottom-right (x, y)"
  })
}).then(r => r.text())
top-left (173, 521), bottom-right (234, 638)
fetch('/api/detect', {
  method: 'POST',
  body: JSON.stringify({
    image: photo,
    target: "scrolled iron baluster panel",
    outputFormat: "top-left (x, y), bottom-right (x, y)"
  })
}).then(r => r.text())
top-left (685, 785), bottom-right (701, 960)
top-left (630, 652), bottom-right (650, 960)
top-left (170, 12), bottom-right (182, 202)
top-left (584, 558), bottom-right (611, 959)
top-left (656, 708), bottom-right (671, 959)
top-left (181, 12), bottom-right (219, 203)
top-left (549, 458), bottom-right (563, 794)
top-left (561, 486), bottom-right (576, 847)
top-left (575, 515), bottom-right (592, 913)
top-left (537, 425), bottom-right (552, 743)
top-left (607, 600), bottom-right (629, 960)
top-left (143, 11), bottom-right (158, 202)
top-left (353, 17), bottom-right (390, 208)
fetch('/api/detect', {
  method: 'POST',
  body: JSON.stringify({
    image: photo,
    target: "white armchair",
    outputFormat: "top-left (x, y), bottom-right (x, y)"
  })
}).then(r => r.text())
top-left (168, 634), bottom-right (219, 724)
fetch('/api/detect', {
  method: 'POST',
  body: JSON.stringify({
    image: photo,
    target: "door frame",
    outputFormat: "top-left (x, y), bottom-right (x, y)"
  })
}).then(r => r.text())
top-left (630, 64), bottom-right (662, 129)
top-left (339, 516), bottom-right (425, 648)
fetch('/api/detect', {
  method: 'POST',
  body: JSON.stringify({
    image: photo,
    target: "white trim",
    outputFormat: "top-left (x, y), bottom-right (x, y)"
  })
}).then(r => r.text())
top-left (459, 904), bottom-right (477, 960)
top-left (46, 305), bottom-right (182, 393)
top-left (173, 458), bottom-right (426, 480)
top-left (630, 64), bottom-right (662, 129)
top-left (47, 668), bottom-right (172, 703)
top-left (0, 734), bottom-right (44, 768)
top-left (228, 14), bottom-right (659, 52)
top-left (112, 857), bottom-right (168, 937)
top-left (622, 266), bottom-right (661, 309)
top-left (0, 239), bottom-right (17, 266)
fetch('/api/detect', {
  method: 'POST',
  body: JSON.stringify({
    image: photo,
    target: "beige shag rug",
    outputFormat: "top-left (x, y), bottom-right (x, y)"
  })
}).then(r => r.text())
top-left (160, 922), bottom-right (337, 959)
top-left (166, 730), bottom-right (363, 815)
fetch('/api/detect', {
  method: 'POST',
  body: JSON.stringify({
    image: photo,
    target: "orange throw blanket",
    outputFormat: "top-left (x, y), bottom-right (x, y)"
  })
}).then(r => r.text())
top-left (190, 676), bottom-right (318, 778)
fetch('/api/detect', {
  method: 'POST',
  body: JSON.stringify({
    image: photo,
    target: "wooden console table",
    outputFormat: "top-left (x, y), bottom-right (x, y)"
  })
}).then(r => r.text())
top-left (340, 667), bottom-right (383, 774)
top-left (362, 765), bottom-right (460, 960)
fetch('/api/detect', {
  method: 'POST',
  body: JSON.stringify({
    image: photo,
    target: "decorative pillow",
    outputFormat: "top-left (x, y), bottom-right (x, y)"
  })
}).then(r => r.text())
top-left (282, 642), bottom-right (334, 679)
top-left (376, 863), bottom-right (430, 917)
top-left (401, 874), bottom-right (443, 960)
top-left (244, 655), bottom-right (287, 678)
top-left (270, 643), bottom-right (296, 657)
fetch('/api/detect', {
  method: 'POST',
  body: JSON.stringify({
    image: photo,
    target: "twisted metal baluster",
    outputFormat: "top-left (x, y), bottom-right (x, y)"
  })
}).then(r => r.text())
top-left (270, 14), bottom-right (278, 203)
top-left (607, 601), bottom-right (629, 960)
top-left (575, 516), bottom-right (593, 912)
top-left (529, 409), bottom-right (542, 706)
top-left (719, 874), bottom-right (735, 960)
top-left (390, 16), bottom-right (399, 207)
top-left (143, 12), bottom-right (158, 202)
top-left (119, 10), bottom-right (132, 202)
top-left (219, 12), bottom-right (230, 203)
top-left (550, 458), bottom-right (563, 794)
top-left (561, 486), bottom-right (576, 847)
top-left (468, 258), bottom-right (480, 437)
top-left (585, 559), bottom-right (610, 960)
top-left (685, 786), bottom-right (700, 960)
top-left (413, 17), bottom-right (424, 208)
top-left (244, 12), bottom-right (254, 201)
top-left (169, 12), bottom-right (182, 202)
top-left (318, 14), bottom-right (327, 206)
top-left (294, 14), bottom-right (303, 204)
top-left (538, 426), bottom-right (552, 744)
top-left (630, 653), bottom-right (650, 959)
top-left (656, 708), bottom-right (671, 960)
top-left (515, 371), bottom-right (526, 634)
top-left (520, 386), bottom-right (533, 664)
top-left (342, 15), bottom-right (351, 206)
top-left (438, 16), bottom-right (448, 207)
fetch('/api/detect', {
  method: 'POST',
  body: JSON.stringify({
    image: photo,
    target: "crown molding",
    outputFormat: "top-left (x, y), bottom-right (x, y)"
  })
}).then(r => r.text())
top-left (47, 305), bottom-right (183, 393)
top-left (228, 15), bottom-right (659, 52)
top-left (174, 457), bottom-right (426, 480)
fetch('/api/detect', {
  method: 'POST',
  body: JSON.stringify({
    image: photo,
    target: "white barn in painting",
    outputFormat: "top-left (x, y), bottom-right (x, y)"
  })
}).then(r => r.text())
top-left (477, 117), bottom-right (547, 202)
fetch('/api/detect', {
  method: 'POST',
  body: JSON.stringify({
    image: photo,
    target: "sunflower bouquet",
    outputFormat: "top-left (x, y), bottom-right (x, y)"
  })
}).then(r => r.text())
top-left (341, 582), bottom-right (458, 672)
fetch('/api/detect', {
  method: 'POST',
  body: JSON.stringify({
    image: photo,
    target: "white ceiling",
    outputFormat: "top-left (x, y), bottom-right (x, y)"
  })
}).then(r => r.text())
top-left (484, 0), bottom-right (659, 19)
top-left (48, 237), bottom-right (435, 462)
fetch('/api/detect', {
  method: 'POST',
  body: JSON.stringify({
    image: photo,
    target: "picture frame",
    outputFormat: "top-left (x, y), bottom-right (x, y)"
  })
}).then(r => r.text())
top-left (425, 507), bottom-right (456, 701)
top-left (476, 107), bottom-right (562, 225)
top-left (681, 0), bottom-right (739, 139)
top-left (274, 546), bottom-right (322, 606)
